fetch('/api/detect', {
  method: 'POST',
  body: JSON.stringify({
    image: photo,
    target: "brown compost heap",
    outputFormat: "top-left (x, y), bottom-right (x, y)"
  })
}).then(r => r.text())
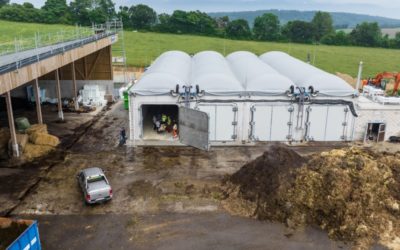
top-left (223, 145), bottom-right (400, 249)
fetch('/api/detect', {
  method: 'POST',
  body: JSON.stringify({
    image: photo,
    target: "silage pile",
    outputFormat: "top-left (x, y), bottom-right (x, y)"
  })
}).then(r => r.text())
top-left (223, 145), bottom-right (400, 249)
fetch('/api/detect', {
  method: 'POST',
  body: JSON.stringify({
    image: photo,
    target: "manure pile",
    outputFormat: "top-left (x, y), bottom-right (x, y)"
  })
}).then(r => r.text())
top-left (223, 145), bottom-right (400, 249)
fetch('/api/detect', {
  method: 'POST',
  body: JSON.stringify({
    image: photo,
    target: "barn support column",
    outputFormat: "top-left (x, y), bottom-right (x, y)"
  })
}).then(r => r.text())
top-left (71, 61), bottom-right (79, 111)
top-left (5, 91), bottom-right (19, 157)
top-left (33, 78), bottom-right (43, 124)
top-left (55, 69), bottom-right (64, 121)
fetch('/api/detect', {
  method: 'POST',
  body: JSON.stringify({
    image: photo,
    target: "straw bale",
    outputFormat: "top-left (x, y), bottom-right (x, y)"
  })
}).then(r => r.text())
top-left (26, 124), bottom-right (48, 135)
top-left (29, 132), bottom-right (59, 147)
top-left (23, 143), bottom-right (54, 160)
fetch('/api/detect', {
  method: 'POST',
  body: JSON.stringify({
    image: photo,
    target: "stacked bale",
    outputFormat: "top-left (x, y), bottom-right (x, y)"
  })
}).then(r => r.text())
top-left (0, 124), bottom-right (59, 160)
top-left (24, 124), bottom-right (60, 160)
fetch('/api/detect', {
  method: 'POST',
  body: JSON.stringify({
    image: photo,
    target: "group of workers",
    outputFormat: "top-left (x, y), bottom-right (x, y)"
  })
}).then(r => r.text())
top-left (153, 114), bottom-right (178, 138)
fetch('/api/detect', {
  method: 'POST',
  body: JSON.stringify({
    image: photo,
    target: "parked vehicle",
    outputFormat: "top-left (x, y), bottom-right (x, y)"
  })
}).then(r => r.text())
top-left (0, 217), bottom-right (41, 250)
top-left (77, 167), bottom-right (113, 204)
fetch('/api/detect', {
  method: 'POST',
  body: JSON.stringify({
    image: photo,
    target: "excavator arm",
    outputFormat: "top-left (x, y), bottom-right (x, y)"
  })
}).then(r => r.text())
top-left (368, 72), bottom-right (400, 95)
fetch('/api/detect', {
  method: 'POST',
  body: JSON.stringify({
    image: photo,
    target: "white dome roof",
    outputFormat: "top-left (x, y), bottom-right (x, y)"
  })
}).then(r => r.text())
top-left (191, 51), bottom-right (243, 95)
top-left (260, 51), bottom-right (355, 97)
top-left (131, 51), bottom-right (191, 95)
top-left (227, 51), bottom-right (294, 95)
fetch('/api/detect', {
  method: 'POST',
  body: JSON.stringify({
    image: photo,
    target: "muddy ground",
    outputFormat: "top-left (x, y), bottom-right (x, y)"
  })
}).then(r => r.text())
top-left (0, 101), bottom-right (387, 249)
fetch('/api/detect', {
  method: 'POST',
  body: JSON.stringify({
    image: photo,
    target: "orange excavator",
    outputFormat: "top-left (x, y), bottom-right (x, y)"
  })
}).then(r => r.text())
top-left (363, 72), bottom-right (400, 95)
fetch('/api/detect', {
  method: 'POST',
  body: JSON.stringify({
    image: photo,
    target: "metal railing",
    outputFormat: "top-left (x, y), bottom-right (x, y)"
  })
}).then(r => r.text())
top-left (0, 21), bottom-right (122, 75)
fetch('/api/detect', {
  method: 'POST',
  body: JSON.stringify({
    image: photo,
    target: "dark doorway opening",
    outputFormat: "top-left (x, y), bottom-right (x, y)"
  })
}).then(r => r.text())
top-left (365, 122), bottom-right (385, 142)
top-left (141, 105), bottom-right (179, 140)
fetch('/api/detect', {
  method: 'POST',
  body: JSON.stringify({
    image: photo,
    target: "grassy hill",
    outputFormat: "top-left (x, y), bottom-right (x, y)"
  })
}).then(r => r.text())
top-left (208, 10), bottom-right (400, 28)
top-left (123, 31), bottom-right (400, 78)
top-left (1, 20), bottom-right (399, 78)
top-left (0, 20), bottom-right (78, 41)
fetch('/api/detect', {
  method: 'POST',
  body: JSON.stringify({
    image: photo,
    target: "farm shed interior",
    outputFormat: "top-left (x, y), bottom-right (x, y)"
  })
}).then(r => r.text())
top-left (129, 50), bottom-right (360, 147)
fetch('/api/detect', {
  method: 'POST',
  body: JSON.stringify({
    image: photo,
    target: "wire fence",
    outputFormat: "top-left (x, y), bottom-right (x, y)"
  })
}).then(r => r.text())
top-left (0, 21), bottom-right (123, 56)
top-left (0, 21), bottom-right (123, 74)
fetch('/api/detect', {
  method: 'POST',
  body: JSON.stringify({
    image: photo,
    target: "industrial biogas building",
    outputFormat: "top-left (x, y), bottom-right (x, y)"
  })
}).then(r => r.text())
top-left (128, 50), bottom-right (396, 149)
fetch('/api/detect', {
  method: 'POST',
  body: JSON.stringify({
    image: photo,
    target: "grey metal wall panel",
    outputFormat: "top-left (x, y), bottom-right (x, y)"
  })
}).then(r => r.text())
top-left (325, 106), bottom-right (347, 141)
top-left (307, 105), bottom-right (328, 141)
top-left (270, 105), bottom-right (291, 141)
top-left (179, 107), bottom-right (210, 150)
top-left (251, 104), bottom-right (291, 141)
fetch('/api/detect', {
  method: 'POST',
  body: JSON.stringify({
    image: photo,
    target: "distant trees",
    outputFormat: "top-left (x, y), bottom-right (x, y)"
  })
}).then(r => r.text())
top-left (128, 4), bottom-right (156, 30)
top-left (350, 22), bottom-right (382, 47)
top-left (312, 11), bottom-right (334, 42)
top-left (225, 19), bottom-right (251, 39)
top-left (0, 0), bottom-right (9, 8)
top-left (41, 0), bottom-right (69, 24)
top-left (169, 10), bottom-right (217, 35)
top-left (0, 3), bottom-right (43, 23)
top-left (117, 6), bottom-right (130, 28)
top-left (282, 20), bottom-right (314, 43)
top-left (253, 13), bottom-right (280, 41)
top-left (68, 0), bottom-right (115, 25)
top-left (394, 32), bottom-right (400, 48)
top-left (321, 30), bottom-right (350, 46)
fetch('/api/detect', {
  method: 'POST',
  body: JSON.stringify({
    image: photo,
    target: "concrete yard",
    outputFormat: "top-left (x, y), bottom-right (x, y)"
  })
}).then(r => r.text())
top-left (0, 101), bottom-right (388, 249)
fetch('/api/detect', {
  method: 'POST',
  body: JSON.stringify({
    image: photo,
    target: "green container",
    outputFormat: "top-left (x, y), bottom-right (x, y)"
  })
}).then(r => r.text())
top-left (123, 83), bottom-right (135, 110)
top-left (15, 117), bottom-right (31, 132)
top-left (123, 91), bottom-right (129, 110)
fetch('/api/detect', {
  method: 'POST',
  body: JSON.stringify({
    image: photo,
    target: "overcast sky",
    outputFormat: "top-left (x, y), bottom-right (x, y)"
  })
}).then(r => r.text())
top-left (10, 0), bottom-right (400, 19)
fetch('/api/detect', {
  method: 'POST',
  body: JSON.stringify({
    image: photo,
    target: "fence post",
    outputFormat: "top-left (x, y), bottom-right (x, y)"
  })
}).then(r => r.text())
top-left (35, 32), bottom-right (39, 62)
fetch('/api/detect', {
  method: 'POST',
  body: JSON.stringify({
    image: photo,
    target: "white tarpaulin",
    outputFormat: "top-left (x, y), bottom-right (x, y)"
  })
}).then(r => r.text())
top-left (227, 51), bottom-right (294, 95)
top-left (191, 51), bottom-right (244, 95)
top-left (131, 50), bottom-right (355, 97)
top-left (259, 51), bottom-right (356, 97)
top-left (131, 51), bottom-right (191, 95)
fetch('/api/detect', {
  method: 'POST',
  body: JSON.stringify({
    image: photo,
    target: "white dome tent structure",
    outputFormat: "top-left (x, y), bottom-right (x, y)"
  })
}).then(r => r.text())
top-left (128, 50), bottom-right (359, 149)
top-left (259, 51), bottom-right (356, 97)
top-left (260, 51), bottom-right (358, 142)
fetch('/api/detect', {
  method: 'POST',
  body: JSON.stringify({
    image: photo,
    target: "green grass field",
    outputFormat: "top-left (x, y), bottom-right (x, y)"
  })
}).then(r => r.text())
top-left (1, 20), bottom-right (400, 78)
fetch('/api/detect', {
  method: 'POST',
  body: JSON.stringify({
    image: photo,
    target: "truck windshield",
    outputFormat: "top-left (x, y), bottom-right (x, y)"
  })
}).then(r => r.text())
top-left (87, 175), bottom-right (105, 183)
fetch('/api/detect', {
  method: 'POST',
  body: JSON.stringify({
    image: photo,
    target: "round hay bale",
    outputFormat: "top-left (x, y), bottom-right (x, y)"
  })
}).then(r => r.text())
top-left (29, 132), bottom-right (59, 147)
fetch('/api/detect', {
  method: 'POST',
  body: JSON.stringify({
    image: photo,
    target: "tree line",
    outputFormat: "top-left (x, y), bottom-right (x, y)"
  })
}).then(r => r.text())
top-left (1, 0), bottom-right (400, 49)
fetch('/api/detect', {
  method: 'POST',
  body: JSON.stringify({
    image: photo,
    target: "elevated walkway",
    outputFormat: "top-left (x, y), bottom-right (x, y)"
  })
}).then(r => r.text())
top-left (0, 31), bottom-right (117, 95)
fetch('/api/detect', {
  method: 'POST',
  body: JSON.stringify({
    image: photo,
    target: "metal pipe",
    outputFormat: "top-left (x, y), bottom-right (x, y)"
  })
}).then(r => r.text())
top-left (33, 79), bottom-right (43, 124)
top-left (55, 69), bottom-right (64, 121)
top-left (71, 61), bottom-right (79, 111)
top-left (355, 61), bottom-right (363, 95)
top-left (5, 91), bottom-right (19, 157)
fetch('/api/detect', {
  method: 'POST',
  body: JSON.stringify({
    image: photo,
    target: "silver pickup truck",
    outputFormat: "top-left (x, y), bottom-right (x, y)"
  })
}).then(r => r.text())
top-left (77, 167), bottom-right (113, 204)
